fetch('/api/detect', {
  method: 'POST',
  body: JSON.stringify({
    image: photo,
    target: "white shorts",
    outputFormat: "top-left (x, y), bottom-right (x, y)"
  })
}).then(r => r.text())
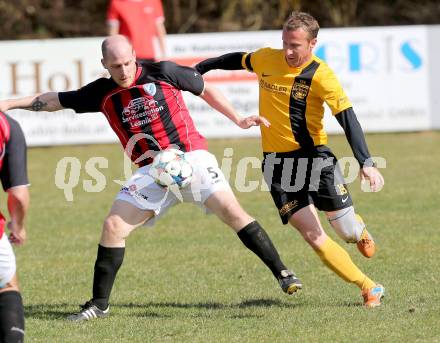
top-left (0, 234), bottom-right (16, 288)
top-left (116, 150), bottom-right (232, 226)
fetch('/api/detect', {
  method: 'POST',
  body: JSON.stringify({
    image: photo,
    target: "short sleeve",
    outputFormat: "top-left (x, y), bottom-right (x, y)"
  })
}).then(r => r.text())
top-left (314, 66), bottom-right (352, 115)
top-left (58, 78), bottom-right (110, 113)
top-left (0, 115), bottom-right (29, 191)
top-left (160, 62), bottom-right (204, 95)
top-left (241, 52), bottom-right (254, 72)
top-left (240, 48), bottom-right (273, 75)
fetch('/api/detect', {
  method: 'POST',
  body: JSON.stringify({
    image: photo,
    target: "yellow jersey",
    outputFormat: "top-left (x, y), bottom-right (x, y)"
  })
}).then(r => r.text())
top-left (241, 48), bottom-right (352, 152)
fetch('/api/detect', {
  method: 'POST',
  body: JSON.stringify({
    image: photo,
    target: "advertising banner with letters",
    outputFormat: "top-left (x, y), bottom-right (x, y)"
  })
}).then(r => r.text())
top-left (0, 25), bottom-right (437, 146)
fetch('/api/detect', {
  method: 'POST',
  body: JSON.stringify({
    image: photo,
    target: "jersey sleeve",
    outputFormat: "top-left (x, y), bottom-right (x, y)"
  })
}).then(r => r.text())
top-left (241, 48), bottom-right (271, 74)
top-left (160, 62), bottom-right (204, 95)
top-left (195, 52), bottom-right (245, 75)
top-left (106, 0), bottom-right (119, 21)
top-left (58, 78), bottom-right (109, 113)
top-left (314, 65), bottom-right (352, 115)
top-left (335, 108), bottom-right (372, 166)
top-left (0, 115), bottom-right (29, 191)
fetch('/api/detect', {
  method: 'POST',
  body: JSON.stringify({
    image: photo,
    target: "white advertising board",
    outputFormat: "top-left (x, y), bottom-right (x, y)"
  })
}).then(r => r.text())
top-left (0, 25), bottom-right (436, 146)
top-left (0, 38), bottom-right (118, 145)
top-left (166, 26), bottom-right (431, 135)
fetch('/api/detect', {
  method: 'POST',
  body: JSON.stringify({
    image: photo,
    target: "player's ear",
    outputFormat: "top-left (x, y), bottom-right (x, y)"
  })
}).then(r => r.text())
top-left (310, 38), bottom-right (317, 50)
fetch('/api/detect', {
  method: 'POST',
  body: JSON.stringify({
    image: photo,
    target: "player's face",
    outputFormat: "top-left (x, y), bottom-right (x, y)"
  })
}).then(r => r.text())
top-left (102, 49), bottom-right (137, 88)
top-left (282, 28), bottom-right (317, 68)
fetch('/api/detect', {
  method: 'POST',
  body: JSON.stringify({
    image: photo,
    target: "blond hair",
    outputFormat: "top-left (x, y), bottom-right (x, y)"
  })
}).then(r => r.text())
top-left (283, 11), bottom-right (320, 39)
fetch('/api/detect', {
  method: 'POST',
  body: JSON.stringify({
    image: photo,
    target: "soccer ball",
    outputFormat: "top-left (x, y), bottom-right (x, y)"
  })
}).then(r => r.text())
top-left (149, 148), bottom-right (193, 188)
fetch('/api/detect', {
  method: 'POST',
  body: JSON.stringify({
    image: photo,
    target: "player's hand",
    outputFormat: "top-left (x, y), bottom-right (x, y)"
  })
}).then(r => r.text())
top-left (359, 166), bottom-right (384, 192)
top-left (237, 116), bottom-right (270, 129)
top-left (7, 221), bottom-right (26, 245)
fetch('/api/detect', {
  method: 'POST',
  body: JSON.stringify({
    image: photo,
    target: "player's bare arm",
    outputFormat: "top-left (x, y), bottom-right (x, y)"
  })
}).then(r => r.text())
top-left (7, 186), bottom-right (30, 245)
top-left (199, 82), bottom-right (270, 129)
top-left (0, 92), bottom-right (64, 112)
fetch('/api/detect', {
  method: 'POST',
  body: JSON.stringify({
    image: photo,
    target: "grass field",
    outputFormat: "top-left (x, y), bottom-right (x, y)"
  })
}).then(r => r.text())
top-left (5, 132), bottom-right (440, 342)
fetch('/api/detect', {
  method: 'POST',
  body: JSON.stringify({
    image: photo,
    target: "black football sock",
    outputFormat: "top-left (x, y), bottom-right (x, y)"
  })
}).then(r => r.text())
top-left (237, 221), bottom-right (288, 278)
top-left (92, 245), bottom-right (125, 310)
top-left (0, 291), bottom-right (25, 343)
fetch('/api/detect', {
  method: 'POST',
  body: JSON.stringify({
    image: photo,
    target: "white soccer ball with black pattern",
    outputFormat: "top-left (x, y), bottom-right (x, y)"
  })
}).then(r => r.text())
top-left (149, 148), bottom-right (193, 188)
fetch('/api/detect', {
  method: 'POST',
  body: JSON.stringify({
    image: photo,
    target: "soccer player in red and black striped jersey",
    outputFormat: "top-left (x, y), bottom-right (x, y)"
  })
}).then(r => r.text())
top-left (0, 111), bottom-right (29, 342)
top-left (0, 35), bottom-right (302, 321)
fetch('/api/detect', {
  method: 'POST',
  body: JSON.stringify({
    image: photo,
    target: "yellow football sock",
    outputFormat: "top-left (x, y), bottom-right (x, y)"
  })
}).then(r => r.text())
top-left (315, 237), bottom-right (376, 290)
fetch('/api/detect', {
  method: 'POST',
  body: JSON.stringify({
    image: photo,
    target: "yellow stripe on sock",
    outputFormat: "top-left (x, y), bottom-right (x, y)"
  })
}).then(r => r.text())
top-left (315, 237), bottom-right (376, 290)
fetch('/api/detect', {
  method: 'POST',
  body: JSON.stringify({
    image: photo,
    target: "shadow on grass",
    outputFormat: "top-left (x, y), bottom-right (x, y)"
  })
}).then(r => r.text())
top-left (25, 303), bottom-right (75, 320)
top-left (120, 298), bottom-right (299, 319)
top-left (115, 298), bottom-right (296, 310)
top-left (338, 301), bottom-right (364, 308)
top-left (25, 298), bottom-right (299, 320)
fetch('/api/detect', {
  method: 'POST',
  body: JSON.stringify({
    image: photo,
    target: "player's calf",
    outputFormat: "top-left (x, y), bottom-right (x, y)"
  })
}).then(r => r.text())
top-left (237, 221), bottom-right (302, 294)
top-left (0, 290), bottom-right (25, 341)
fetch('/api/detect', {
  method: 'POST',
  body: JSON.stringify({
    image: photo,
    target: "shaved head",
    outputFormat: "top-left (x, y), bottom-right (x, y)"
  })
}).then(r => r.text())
top-left (101, 35), bottom-right (137, 88)
top-left (101, 35), bottom-right (133, 60)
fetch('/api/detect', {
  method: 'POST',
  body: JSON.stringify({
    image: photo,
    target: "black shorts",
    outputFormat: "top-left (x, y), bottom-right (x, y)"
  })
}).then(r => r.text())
top-left (262, 145), bottom-right (353, 224)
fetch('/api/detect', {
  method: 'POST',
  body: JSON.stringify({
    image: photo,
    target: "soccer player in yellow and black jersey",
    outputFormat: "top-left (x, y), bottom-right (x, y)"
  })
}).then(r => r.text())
top-left (196, 11), bottom-right (385, 308)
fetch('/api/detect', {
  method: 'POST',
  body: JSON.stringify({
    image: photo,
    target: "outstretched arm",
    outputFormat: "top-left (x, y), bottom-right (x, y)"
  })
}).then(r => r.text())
top-left (0, 92), bottom-right (64, 112)
top-left (199, 82), bottom-right (269, 129)
top-left (335, 107), bottom-right (384, 192)
top-left (195, 52), bottom-right (246, 75)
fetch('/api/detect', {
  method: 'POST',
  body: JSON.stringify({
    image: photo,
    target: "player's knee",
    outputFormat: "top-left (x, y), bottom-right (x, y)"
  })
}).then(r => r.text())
top-left (327, 206), bottom-right (362, 243)
top-left (220, 202), bottom-right (253, 230)
top-left (288, 216), bottom-right (327, 248)
top-left (0, 281), bottom-right (20, 294)
top-left (301, 227), bottom-right (327, 248)
top-left (102, 216), bottom-right (128, 241)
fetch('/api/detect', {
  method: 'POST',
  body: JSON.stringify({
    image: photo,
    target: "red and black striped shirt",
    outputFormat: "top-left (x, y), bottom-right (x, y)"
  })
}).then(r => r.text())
top-left (59, 61), bottom-right (208, 166)
top-left (0, 112), bottom-right (29, 238)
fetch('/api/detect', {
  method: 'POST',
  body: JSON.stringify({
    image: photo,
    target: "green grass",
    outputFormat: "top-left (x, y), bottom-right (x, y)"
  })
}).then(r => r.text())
top-left (6, 132), bottom-right (440, 342)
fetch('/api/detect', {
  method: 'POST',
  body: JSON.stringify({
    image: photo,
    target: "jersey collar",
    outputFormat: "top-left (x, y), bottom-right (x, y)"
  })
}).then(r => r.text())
top-left (286, 56), bottom-right (316, 71)
top-left (128, 64), bottom-right (143, 87)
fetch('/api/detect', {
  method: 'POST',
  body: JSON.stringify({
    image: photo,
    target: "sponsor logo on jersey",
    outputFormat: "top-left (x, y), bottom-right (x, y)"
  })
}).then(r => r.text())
top-left (122, 97), bottom-right (163, 127)
top-left (143, 83), bottom-right (157, 96)
top-left (259, 79), bottom-right (288, 94)
top-left (292, 80), bottom-right (310, 100)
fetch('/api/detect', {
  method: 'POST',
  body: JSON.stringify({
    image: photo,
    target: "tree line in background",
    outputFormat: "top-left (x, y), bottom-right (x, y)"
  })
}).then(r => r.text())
top-left (1, 0), bottom-right (439, 40)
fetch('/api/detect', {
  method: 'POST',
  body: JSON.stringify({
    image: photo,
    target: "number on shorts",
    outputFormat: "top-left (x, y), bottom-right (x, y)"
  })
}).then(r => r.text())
top-left (207, 167), bottom-right (219, 180)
